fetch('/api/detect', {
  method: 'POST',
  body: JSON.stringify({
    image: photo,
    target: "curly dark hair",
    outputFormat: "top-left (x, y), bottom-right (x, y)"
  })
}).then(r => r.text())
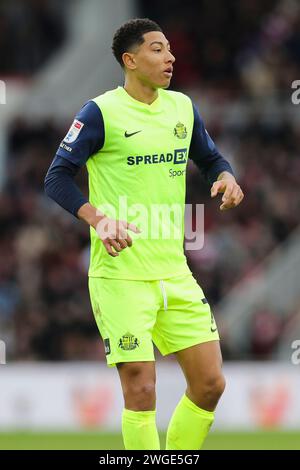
top-left (112, 18), bottom-right (162, 68)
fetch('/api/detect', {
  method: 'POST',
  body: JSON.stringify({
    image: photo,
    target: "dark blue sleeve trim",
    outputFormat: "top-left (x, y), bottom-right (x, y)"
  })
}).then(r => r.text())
top-left (189, 102), bottom-right (234, 184)
top-left (56, 100), bottom-right (104, 167)
top-left (44, 155), bottom-right (88, 217)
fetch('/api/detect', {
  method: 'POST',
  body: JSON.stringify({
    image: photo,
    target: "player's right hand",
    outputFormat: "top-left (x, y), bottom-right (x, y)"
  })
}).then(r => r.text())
top-left (95, 216), bottom-right (141, 257)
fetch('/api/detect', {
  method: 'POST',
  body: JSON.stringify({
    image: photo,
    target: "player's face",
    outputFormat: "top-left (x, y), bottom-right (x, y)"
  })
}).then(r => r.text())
top-left (130, 31), bottom-right (175, 89)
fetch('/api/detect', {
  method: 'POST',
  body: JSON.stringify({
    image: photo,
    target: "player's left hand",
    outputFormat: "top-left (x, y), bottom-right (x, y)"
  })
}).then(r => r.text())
top-left (211, 176), bottom-right (244, 211)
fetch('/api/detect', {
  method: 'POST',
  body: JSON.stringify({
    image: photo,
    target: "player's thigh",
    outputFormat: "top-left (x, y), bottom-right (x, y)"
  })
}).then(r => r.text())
top-left (175, 340), bottom-right (223, 387)
top-left (153, 274), bottom-right (219, 355)
top-left (88, 277), bottom-right (158, 367)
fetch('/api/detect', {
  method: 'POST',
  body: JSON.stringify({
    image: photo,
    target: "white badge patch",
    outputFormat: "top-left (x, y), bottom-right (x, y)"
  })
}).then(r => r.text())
top-left (64, 119), bottom-right (84, 144)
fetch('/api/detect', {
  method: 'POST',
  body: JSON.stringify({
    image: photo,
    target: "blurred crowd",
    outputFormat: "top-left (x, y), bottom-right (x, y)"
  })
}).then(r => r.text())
top-left (140, 0), bottom-right (300, 97)
top-left (0, 0), bottom-right (300, 361)
top-left (0, 0), bottom-right (66, 76)
top-left (0, 118), bottom-right (102, 361)
top-left (0, 112), bottom-right (299, 361)
top-left (187, 117), bottom-right (300, 303)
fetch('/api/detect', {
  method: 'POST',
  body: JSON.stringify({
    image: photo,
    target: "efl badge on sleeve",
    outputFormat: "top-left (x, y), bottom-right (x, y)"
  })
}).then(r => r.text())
top-left (64, 119), bottom-right (84, 144)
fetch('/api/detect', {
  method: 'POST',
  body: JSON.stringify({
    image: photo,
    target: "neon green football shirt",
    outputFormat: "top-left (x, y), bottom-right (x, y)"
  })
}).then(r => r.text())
top-left (86, 86), bottom-right (194, 280)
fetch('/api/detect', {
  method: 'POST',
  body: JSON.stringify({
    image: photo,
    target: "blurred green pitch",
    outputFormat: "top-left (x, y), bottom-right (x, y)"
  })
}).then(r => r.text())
top-left (0, 431), bottom-right (299, 450)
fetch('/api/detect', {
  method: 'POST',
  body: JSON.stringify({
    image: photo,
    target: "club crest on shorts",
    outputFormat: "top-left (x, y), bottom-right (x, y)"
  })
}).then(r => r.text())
top-left (174, 122), bottom-right (187, 139)
top-left (118, 332), bottom-right (140, 350)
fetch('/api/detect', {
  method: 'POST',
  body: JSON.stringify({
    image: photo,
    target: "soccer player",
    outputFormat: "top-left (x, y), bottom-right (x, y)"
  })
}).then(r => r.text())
top-left (45, 18), bottom-right (244, 450)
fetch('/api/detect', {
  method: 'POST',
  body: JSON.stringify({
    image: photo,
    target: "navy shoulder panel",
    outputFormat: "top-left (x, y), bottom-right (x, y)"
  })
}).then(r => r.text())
top-left (56, 100), bottom-right (104, 167)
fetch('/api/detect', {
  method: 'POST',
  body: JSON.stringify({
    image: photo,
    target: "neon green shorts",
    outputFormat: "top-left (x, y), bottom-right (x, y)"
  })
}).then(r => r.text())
top-left (88, 273), bottom-right (219, 367)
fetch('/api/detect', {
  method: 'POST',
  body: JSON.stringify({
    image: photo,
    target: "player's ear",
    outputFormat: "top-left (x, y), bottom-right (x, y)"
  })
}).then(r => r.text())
top-left (122, 52), bottom-right (137, 70)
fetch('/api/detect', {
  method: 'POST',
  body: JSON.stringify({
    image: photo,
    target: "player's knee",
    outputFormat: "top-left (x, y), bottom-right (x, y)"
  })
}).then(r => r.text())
top-left (190, 373), bottom-right (226, 407)
top-left (123, 381), bottom-right (156, 411)
top-left (215, 374), bottom-right (226, 397)
top-left (203, 374), bottom-right (226, 402)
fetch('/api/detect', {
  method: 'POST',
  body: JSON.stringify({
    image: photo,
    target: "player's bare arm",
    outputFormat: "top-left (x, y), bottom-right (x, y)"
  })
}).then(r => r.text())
top-left (211, 171), bottom-right (244, 211)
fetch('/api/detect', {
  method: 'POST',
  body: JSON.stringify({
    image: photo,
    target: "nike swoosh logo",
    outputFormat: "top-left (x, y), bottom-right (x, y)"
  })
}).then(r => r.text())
top-left (211, 327), bottom-right (217, 333)
top-left (124, 130), bottom-right (142, 138)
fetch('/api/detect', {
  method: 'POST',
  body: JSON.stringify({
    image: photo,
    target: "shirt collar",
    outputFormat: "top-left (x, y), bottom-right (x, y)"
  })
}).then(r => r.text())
top-left (117, 86), bottom-right (162, 114)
